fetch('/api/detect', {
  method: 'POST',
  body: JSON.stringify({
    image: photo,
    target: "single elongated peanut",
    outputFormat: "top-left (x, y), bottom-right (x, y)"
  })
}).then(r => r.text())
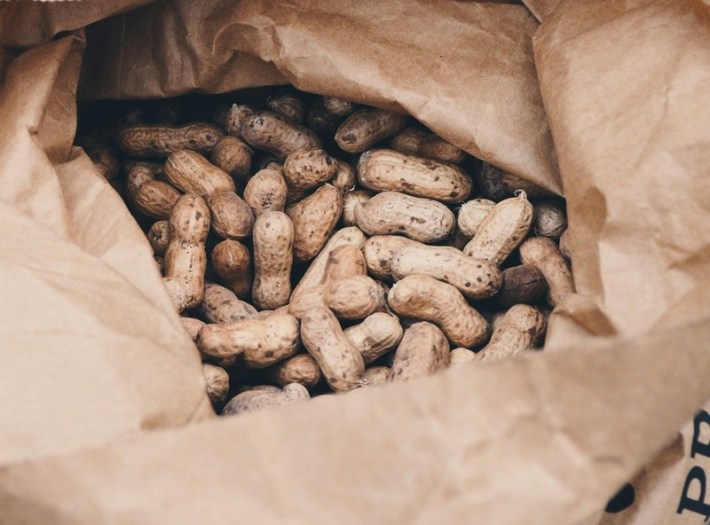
top-left (355, 192), bottom-right (455, 243)
top-left (290, 226), bottom-right (366, 301)
top-left (450, 347), bottom-right (476, 366)
top-left (418, 135), bottom-right (467, 165)
top-left (388, 275), bottom-right (489, 348)
top-left (364, 366), bottom-right (390, 386)
top-left (332, 161), bottom-right (356, 194)
top-left (227, 105), bottom-right (321, 158)
top-left (390, 127), bottom-right (430, 156)
top-left (474, 305), bottom-right (545, 363)
top-left (203, 364), bottom-right (230, 405)
top-left (290, 275), bottom-right (385, 321)
top-left (362, 235), bottom-right (417, 280)
top-left (210, 136), bottom-right (252, 180)
top-left (533, 200), bottom-right (567, 239)
top-left (344, 312), bottom-right (403, 364)
top-left (497, 264), bottom-right (548, 307)
top-left (222, 383), bottom-right (309, 416)
top-left (118, 122), bottom-right (223, 157)
top-left (342, 190), bottom-right (372, 227)
top-left (357, 149), bottom-right (472, 203)
top-left (266, 354), bottom-right (321, 389)
top-left (197, 313), bottom-right (300, 368)
top-left (207, 190), bottom-right (255, 240)
top-left (322, 245), bottom-right (367, 283)
top-left (163, 195), bottom-right (210, 312)
top-left (148, 220), bottom-right (170, 256)
top-left (287, 184), bottom-right (343, 261)
top-left (519, 237), bottom-right (575, 307)
top-left (180, 317), bottom-right (205, 340)
top-left (388, 322), bottom-right (450, 382)
top-left (463, 192), bottom-right (533, 265)
top-left (127, 165), bottom-right (180, 219)
top-left (300, 306), bottom-right (365, 392)
top-left (211, 240), bottom-right (251, 298)
top-left (283, 148), bottom-right (338, 197)
top-left (199, 283), bottom-right (257, 324)
top-left (458, 198), bottom-right (495, 237)
top-left (266, 94), bottom-right (307, 123)
top-left (252, 211), bottom-right (294, 310)
top-left (390, 243), bottom-right (501, 299)
top-left (335, 109), bottom-right (408, 153)
top-left (322, 96), bottom-right (355, 117)
top-left (164, 150), bottom-right (235, 196)
top-left (243, 168), bottom-right (288, 216)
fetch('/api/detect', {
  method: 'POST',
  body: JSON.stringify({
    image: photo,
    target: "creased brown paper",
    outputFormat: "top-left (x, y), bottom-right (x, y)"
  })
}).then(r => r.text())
top-left (0, 0), bottom-right (709, 523)
top-left (0, 35), bottom-right (213, 466)
top-left (79, 0), bottom-right (562, 195)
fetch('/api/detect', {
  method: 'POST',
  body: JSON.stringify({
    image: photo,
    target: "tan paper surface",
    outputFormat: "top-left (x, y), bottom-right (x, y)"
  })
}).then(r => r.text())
top-left (0, 0), bottom-right (709, 523)
top-left (79, 0), bottom-right (562, 195)
top-left (0, 35), bottom-right (213, 466)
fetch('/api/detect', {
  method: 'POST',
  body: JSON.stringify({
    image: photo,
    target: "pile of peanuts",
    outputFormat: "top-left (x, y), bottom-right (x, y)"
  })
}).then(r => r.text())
top-left (79, 89), bottom-right (574, 416)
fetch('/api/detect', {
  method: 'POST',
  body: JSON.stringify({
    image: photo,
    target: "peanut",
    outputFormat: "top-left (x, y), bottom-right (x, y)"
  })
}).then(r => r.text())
top-left (388, 322), bottom-right (450, 382)
top-left (342, 190), bottom-right (372, 227)
top-left (148, 220), bottom-right (170, 256)
top-left (344, 312), bottom-right (403, 364)
top-left (463, 192), bottom-right (533, 265)
top-left (180, 317), bottom-right (205, 341)
top-left (290, 275), bottom-right (385, 321)
top-left (362, 235), bottom-right (417, 280)
top-left (533, 199), bottom-right (567, 239)
top-left (227, 105), bottom-right (321, 158)
top-left (389, 126), bottom-right (430, 156)
top-left (266, 354), bottom-right (322, 389)
top-left (211, 240), bottom-right (252, 298)
top-left (450, 347), bottom-right (476, 366)
top-left (126, 164), bottom-right (180, 219)
top-left (559, 229), bottom-right (571, 260)
top-left (300, 306), bottom-right (365, 392)
top-left (163, 150), bottom-right (236, 196)
top-left (474, 161), bottom-right (507, 201)
top-left (497, 264), bottom-right (548, 307)
top-left (207, 190), bottom-right (255, 240)
top-left (286, 184), bottom-right (343, 261)
top-left (354, 191), bottom-right (455, 243)
top-left (473, 305), bottom-right (545, 363)
top-left (418, 135), bottom-right (467, 165)
top-left (163, 194), bottom-right (210, 312)
top-left (290, 226), bottom-right (366, 301)
top-left (519, 236), bottom-right (575, 307)
top-left (390, 243), bottom-right (502, 299)
top-left (197, 313), bottom-right (300, 368)
top-left (322, 245), bottom-right (367, 284)
top-left (363, 366), bottom-right (391, 386)
top-left (266, 94), bottom-right (306, 123)
top-left (210, 136), bottom-right (252, 180)
top-left (332, 161), bottom-right (356, 194)
top-left (252, 211), bottom-right (294, 310)
top-left (335, 108), bottom-right (407, 153)
top-left (88, 147), bottom-right (120, 181)
top-left (357, 149), bottom-right (472, 203)
top-left (202, 363), bottom-right (230, 405)
top-left (307, 99), bottom-right (343, 136)
top-left (199, 283), bottom-right (258, 324)
top-left (457, 198), bottom-right (495, 238)
top-left (283, 148), bottom-right (338, 199)
top-left (221, 383), bottom-right (309, 416)
top-left (322, 96), bottom-right (355, 117)
top-left (243, 167), bottom-right (288, 216)
top-left (388, 275), bottom-right (489, 348)
top-left (118, 122), bottom-right (223, 157)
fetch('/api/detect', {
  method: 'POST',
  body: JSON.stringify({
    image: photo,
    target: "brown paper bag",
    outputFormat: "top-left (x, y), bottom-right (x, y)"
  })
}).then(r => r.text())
top-left (0, 0), bottom-right (709, 523)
